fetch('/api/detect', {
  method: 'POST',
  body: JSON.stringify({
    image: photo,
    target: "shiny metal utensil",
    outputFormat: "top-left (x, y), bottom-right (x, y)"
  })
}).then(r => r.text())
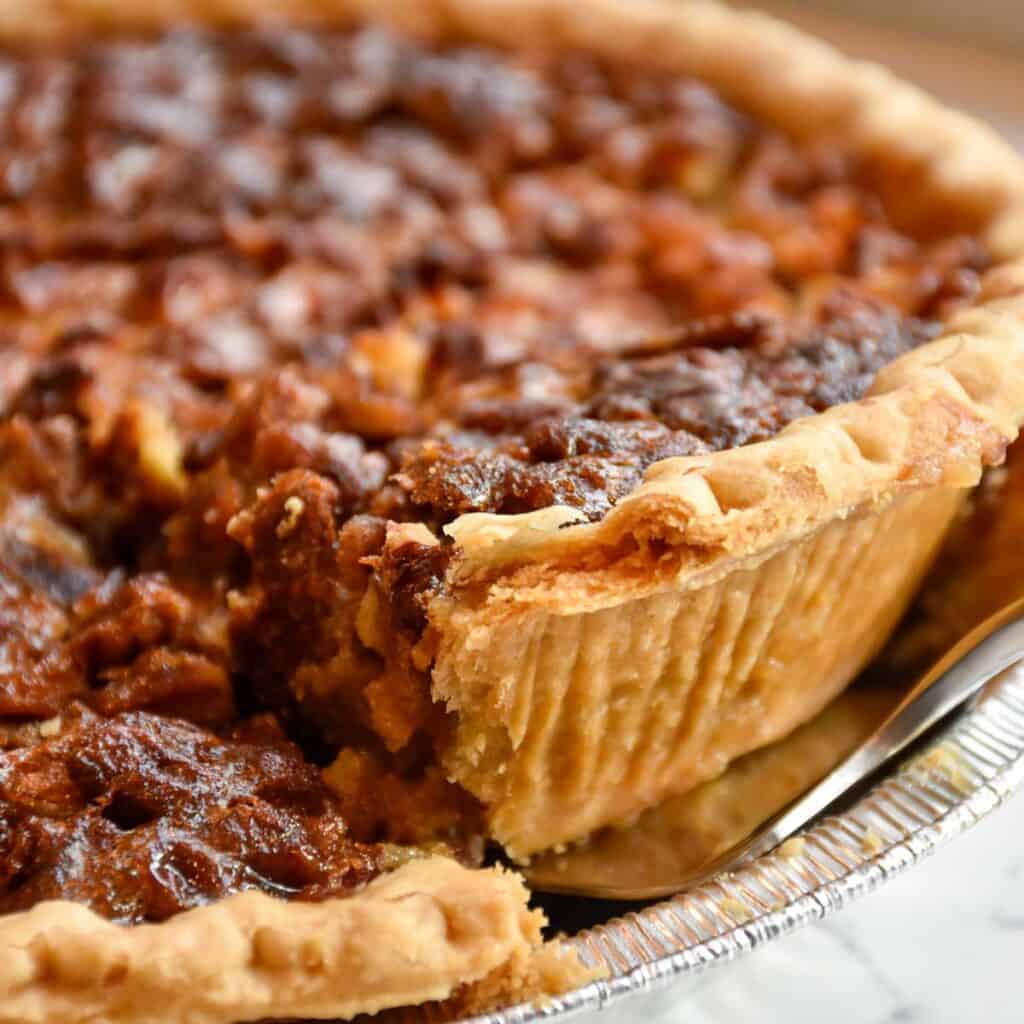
top-left (525, 593), bottom-right (1024, 901)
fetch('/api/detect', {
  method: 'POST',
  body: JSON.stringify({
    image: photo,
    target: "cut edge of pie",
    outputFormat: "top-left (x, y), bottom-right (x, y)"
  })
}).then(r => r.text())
top-left (0, 1), bottom-right (1022, 1022)
top-left (389, 0), bottom-right (1024, 856)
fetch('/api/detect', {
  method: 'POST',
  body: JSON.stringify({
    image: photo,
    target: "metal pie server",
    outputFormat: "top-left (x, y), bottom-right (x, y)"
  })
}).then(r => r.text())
top-left (525, 593), bottom-right (1024, 900)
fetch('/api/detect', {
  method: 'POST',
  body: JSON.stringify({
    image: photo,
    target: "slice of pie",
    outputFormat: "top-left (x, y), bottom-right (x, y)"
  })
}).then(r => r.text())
top-left (1, 1), bottom-right (1023, 1021)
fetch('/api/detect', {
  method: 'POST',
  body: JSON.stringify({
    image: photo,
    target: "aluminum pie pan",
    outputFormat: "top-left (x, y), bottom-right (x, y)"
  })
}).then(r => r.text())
top-left (462, 661), bottom-right (1024, 1024)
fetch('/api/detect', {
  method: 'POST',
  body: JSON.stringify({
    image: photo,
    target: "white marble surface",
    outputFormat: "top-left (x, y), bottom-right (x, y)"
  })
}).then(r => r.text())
top-left (659, 789), bottom-right (1024, 1023)
top-left (656, 8), bottom-right (1024, 1022)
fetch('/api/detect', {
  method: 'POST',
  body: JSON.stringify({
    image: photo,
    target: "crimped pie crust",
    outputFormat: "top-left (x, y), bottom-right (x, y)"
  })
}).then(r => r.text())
top-left (0, 1), bottom-right (1023, 1022)
top-left (0, 858), bottom-right (585, 1024)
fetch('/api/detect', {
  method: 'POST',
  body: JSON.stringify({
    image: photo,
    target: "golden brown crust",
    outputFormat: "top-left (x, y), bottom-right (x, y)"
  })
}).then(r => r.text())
top-left (444, 308), bottom-right (1023, 589)
top-left (0, 0), bottom-right (1023, 1016)
top-left (0, 857), bottom-right (589, 1024)
top-left (434, 486), bottom-right (963, 856)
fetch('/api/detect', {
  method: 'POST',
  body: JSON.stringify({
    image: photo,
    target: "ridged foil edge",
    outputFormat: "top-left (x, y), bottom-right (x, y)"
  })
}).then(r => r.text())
top-left (466, 663), bottom-right (1024, 1023)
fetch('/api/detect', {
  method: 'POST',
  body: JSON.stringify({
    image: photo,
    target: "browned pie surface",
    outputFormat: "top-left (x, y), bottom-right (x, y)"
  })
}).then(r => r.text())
top-left (0, 707), bottom-right (386, 920)
top-left (0, 24), bottom-right (989, 922)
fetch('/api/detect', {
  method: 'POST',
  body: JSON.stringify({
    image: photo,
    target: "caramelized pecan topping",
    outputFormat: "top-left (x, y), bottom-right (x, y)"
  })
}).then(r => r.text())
top-left (0, 24), bottom-right (987, 921)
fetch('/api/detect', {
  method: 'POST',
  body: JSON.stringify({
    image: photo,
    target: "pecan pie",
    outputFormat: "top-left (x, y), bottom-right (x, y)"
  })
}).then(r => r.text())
top-left (1, 1), bottom-right (1024, 1021)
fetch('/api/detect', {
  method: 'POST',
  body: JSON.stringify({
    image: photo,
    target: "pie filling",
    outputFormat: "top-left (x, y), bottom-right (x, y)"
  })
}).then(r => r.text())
top-left (0, 25), bottom-right (988, 923)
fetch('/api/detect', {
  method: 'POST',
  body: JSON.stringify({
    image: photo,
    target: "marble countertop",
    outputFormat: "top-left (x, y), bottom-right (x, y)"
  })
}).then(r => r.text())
top-left (656, 8), bottom-right (1024, 1022)
top-left (660, 789), bottom-right (1024, 1023)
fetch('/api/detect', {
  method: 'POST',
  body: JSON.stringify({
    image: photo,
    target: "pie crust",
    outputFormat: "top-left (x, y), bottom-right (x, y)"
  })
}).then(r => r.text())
top-left (1, 1), bottom-right (1023, 1022)
top-left (0, 857), bottom-right (583, 1024)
